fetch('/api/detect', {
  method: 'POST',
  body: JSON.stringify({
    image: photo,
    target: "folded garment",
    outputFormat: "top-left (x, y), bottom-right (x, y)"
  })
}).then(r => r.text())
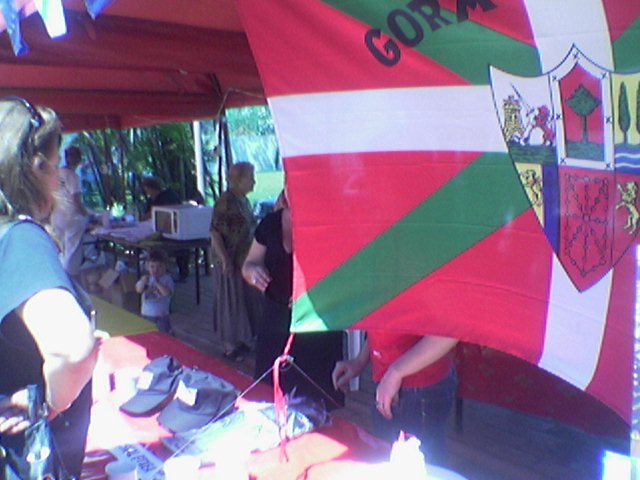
top-left (120, 355), bottom-right (182, 416)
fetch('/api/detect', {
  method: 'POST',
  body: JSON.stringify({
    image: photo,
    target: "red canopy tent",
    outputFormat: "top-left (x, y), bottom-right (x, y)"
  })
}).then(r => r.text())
top-left (0, 0), bottom-right (264, 131)
top-left (0, 0), bottom-right (632, 442)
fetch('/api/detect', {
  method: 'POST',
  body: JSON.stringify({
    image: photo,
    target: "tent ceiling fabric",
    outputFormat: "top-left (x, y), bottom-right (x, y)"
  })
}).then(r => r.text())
top-left (0, 0), bottom-right (264, 131)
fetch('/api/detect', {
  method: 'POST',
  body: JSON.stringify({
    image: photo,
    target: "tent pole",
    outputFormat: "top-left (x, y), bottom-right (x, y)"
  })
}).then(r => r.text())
top-left (193, 120), bottom-right (205, 201)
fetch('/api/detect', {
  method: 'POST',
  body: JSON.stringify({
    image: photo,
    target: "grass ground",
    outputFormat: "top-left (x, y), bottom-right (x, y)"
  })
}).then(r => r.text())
top-left (249, 170), bottom-right (285, 205)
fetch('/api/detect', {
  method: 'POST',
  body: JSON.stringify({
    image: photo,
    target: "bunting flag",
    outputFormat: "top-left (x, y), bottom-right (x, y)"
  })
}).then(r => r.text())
top-left (0, 0), bottom-right (28, 55)
top-left (237, 0), bottom-right (639, 421)
top-left (35, 0), bottom-right (65, 37)
top-left (84, 0), bottom-right (114, 20)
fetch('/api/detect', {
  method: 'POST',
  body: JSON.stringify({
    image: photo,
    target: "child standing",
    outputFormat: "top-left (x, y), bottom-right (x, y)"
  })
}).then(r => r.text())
top-left (135, 250), bottom-right (174, 334)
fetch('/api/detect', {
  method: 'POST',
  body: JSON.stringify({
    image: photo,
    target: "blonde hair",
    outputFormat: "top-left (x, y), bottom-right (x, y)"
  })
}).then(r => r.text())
top-left (0, 98), bottom-right (61, 220)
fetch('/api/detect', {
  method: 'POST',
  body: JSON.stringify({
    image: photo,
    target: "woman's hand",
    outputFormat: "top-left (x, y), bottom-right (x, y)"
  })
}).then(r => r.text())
top-left (242, 240), bottom-right (270, 291)
top-left (375, 368), bottom-right (402, 420)
top-left (0, 389), bottom-right (31, 435)
top-left (332, 357), bottom-right (366, 392)
top-left (332, 340), bottom-right (370, 393)
top-left (246, 264), bottom-right (271, 292)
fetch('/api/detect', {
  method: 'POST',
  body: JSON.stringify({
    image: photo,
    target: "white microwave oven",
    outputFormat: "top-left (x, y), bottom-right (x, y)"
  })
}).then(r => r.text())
top-left (152, 204), bottom-right (213, 240)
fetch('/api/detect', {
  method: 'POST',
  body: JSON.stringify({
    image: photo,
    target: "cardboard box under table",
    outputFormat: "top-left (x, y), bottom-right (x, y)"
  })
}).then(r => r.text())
top-left (96, 233), bottom-right (210, 304)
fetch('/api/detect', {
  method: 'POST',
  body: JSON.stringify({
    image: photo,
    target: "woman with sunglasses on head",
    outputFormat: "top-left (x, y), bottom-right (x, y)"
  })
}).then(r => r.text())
top-left (0, 98), bottom-right (100, 478)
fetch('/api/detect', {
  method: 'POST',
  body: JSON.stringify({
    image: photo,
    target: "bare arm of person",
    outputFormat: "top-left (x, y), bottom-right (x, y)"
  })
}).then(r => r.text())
top-left (72, 192), bottom-right (88, 216)
top-left (242, 240), bottom-right (271, 292)
top-left (210, 229), bottom-right (232, 275)
top-left (376, 336), bottom-right (458, 419)
top-left (332, 339), bottom-right (371, 392)
top-left (154, 276), bottom-right (172, 297)
top-left (135, 275), bottom-right (149, 294)
top-left (18, 288), bottom-right (99, 418)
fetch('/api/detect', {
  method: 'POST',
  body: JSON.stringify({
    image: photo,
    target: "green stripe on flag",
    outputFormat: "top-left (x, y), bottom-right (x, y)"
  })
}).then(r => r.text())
top-left (292, 152), bottom-right (531, 332)
top-left (322, 0), bottom-right (541, 84)
top-left (612, 17), bottom-right (640, 73)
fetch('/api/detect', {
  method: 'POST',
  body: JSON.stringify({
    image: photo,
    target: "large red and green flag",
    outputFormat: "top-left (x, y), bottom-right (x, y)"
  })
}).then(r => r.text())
top-left (236, 0), bottom-right (640, 422)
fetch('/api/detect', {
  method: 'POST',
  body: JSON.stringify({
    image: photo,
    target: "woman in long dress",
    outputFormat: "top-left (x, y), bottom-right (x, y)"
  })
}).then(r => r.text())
top-left (210, 162), bottom-right (261, 360)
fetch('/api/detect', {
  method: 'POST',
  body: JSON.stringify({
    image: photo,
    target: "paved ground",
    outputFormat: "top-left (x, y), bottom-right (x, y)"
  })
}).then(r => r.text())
top-left (83, 258), bottom-right (630, 480)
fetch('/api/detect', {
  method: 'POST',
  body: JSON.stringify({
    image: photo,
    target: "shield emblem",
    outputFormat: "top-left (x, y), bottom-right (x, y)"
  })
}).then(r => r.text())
top-left (490, 46), bottom-right (640, 292)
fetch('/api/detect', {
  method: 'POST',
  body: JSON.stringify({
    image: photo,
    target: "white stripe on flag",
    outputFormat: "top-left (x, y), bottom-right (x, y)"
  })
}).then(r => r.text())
top-left (35, 0), bottom-right (66, 37)
top-left (525, 0), bottom-right (613, 389)
top-left (524, 0), bottom-right (613, 72)
top-left (541, 257), bottom-right (613, 389)
top-left (269, 86), bottom-right (507, 158)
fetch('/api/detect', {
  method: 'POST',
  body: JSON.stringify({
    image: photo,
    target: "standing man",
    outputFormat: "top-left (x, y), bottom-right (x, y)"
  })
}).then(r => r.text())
top-left (332, 333), bottom-right (458, 466)
top-left (140, 176), bottom-right (189, 281)
top-left (51, 146), bottom-right (89, 277)
top-left (139, 176), bottom-right (182, 221)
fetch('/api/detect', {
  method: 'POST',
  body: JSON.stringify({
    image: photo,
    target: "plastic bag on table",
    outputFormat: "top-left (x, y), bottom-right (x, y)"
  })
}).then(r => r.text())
top-left (161, 395), bottom-right (330, 464)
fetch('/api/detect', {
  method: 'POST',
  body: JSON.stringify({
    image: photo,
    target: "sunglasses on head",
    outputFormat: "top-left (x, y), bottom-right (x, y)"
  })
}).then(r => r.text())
top-left (3, 96), bottom-right (46, 154)
top-left (5, 96), bottom-right (44, 129)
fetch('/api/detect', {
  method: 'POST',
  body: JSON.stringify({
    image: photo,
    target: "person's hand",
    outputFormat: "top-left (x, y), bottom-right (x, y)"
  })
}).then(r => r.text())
top-left (0, 389), bottom-right (31, 435)
top-left (247, 265), bottom-right (271, 292)
top-left (375, 368), bottom-right (402, 420)
top-left (94, 329), bottom-right (111, 341)
top-left (332, 359), bottom-right (364, 393)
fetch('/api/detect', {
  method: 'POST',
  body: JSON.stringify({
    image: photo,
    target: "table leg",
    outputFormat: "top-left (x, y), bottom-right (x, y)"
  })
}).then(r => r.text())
top-left (204, 248), bottom-right (210, 276)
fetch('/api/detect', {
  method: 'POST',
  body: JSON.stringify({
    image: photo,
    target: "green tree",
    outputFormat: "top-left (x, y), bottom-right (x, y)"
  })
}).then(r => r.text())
top-left (618, 82), bottom-right (630, 144)
top-left (566, 84), bottom-right (601, 143)
top-left (75, 123), bottom-right (198, 213)
top-left (636, 81), bottom-right (640, 139)
top-left (226, 105), bottom-right (275, 137)
top-left (70, 106), bottom-right (275, 212)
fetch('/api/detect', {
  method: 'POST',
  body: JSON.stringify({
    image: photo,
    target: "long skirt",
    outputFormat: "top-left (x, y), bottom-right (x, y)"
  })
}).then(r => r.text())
top-left (211, 266), bottom-right (261, 346)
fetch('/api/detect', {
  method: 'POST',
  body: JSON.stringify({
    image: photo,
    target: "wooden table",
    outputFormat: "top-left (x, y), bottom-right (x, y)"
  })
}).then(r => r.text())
top-left (96, 233), bottom-right (210, 305)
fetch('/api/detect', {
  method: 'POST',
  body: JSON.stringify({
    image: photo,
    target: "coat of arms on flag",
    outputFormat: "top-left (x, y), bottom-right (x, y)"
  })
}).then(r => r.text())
top-left (491, 46), bottom-right (640, 292)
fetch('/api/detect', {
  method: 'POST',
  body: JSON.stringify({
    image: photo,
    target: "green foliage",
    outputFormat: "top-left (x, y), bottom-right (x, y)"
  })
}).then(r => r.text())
top-left (249, 171), bottom-right (285, 205)
top-left (618, 82), bottom-right (630, 144)
top-left (506, 143), bottom-right (556, 164)
top-left (566, 84), bottom-right (601, 143)
top-left (74, 123), bottom-right (198, 213)
top-left (566, 140), bottom-right (604, 161)
top-left (72, 106), bottom-right (281, 214)
top-left (567, 84), bottom-right (601, 116)
top-left (226, 105), bottom-right (275, 136)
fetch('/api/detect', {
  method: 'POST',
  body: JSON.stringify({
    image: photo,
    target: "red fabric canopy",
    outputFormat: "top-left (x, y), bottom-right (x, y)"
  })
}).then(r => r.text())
top-left (0, 0), bottom-right (264, 131)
